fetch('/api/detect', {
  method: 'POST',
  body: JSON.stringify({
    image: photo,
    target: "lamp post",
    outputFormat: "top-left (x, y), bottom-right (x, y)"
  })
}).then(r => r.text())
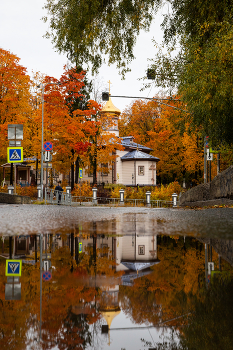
top-left (38, 82), bottom-right (60, 200)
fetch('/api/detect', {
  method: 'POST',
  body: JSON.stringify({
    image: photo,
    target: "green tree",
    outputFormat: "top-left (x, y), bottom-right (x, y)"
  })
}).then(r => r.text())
top-left (43, 0), bottom-right (161, 74)
top-left (148, 1), bottom-right (233, 145)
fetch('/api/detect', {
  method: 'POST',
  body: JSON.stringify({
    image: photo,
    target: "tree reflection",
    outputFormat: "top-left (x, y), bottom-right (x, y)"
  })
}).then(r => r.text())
top-left (1, 233), bottom-right (233, 349)
top-left (180, 276), bottom-right (233, 350)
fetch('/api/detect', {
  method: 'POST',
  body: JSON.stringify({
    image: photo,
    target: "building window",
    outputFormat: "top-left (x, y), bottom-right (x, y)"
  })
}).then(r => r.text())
top-left (101, 244), bottom-right (108, 257)
top-left (101, 163), bottom-right (108, 176)
top-left (18, 170), bottom-right (27, 180)
top-left (138, 166), bottom-right (144, 176)
top-left (138, 245), bottom-right (145, 255)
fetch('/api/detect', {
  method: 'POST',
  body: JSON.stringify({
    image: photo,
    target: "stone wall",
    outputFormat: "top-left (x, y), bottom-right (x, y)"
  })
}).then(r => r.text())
top-left (209, 165), bottom-right (233, 199)
top-left (0, 192), bottom-right (31, 204)
top-left (180, 165), bottom-right (233, 206)
top-left (199, 237), bottom-right (233, 266)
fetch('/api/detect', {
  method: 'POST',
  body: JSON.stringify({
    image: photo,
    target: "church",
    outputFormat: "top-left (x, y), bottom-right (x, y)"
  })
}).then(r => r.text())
top-left (81, 94), bottom-right (160, 186)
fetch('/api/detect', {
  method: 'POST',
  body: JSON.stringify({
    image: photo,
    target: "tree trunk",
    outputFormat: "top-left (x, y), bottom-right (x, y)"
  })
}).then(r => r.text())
top-left (93, 134), bottom-right (97, 185)
top-left (71, 149), bottom-right (75, 190)
top-left (75, 156), bottom-right (79, 184)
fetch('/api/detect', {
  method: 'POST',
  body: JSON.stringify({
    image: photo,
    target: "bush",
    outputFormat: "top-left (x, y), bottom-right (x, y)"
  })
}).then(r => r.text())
top-left (151, 181), bottom-right (181, 201)
top-left (0, 185), bottom-right (38, 199)
top-left (16, 185), bottom-right (38, 199)
top-left (0, 186), bottom-right (8, 193)
top-left (72, 182), bottom-right (93, 197)
top-left (110, 182), bottom-right (181, 201)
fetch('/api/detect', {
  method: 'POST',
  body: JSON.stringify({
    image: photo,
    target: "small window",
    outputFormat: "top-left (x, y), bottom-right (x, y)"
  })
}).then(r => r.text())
top-left (18, 170), bottom-right (27, 180)
top-left (138, 245), bottom-right (145, 255)
top-left (138, 166), bottom-right (144, 176)
top-left (101, 244), bottom-right (108, 257)
top-left (101, 163), bottom-right (108, 176)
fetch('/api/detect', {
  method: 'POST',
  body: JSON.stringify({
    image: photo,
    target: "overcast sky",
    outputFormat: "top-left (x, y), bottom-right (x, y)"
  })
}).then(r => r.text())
top-left (0, 0), bottom-right (166, 112)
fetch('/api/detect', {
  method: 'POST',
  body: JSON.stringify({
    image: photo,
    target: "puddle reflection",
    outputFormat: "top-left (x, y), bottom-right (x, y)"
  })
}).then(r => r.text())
top-left (0, 218), bottom-right (233, 349)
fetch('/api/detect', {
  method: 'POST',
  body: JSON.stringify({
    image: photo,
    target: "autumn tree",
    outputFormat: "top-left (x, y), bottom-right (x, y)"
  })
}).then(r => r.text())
top-left (119, 99), bottom-right (159, 145)
top-left (119, 97), bottom-right (203, 184)
top-left (64, 65), bottom-right (92, 188)
top-left (32, 66), bottom-right (123, 186)
top-left (31, 67), bottom-right (98, 186)
top-left (0, 49), bottom-right (32, 161)
top-left (180, 277), bottom-right (233, 350)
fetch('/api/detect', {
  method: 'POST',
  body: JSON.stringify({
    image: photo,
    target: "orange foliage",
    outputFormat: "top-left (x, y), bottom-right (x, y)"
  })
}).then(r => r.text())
top-left (0, 49), bottom-right (32, 160)
top-left (120, 97), bottom-right (204, 183)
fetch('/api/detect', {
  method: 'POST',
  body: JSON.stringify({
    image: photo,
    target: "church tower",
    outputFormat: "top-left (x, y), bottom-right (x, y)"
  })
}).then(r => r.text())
top-left (101, 81), bottom-right (121, 137)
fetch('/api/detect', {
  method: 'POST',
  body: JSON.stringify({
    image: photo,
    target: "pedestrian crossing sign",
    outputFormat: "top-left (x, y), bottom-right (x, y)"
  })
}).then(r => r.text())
top-left (79, 242), bottom-right (82, 253)
top-left (7, 147), bottom-right (23, 163)
top-left (6, 260), bottom-right (22, 277)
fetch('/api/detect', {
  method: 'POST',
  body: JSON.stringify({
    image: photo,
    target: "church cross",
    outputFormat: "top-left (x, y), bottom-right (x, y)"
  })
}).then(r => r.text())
top-left (149, 235), bottom-right (157, 258)
top-left (107, 80), bottom-right (112, 94)
top-left (149, 164), bottom-right (156, 185)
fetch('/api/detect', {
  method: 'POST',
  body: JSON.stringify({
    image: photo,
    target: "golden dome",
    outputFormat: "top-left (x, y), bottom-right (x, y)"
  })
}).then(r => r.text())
top-left (101, 309), bottom-right (121, 329)
top-left (102, 97), bottom-right (121, 115)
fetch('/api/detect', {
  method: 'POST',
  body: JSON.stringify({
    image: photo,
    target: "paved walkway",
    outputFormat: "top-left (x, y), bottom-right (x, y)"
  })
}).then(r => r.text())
top-left (0, 204), bottom-right (233, 239)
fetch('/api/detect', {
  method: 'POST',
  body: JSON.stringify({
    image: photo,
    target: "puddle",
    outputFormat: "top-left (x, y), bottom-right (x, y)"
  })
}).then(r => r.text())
top-left (0, 208), bottom-right (233, 349)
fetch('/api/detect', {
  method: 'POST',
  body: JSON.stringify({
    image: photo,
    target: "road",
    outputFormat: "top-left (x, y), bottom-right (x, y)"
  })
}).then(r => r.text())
top-left (0, 204), bottom-right (233, 239)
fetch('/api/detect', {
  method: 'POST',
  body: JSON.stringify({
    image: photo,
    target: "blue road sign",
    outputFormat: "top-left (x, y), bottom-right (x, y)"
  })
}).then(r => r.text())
top-left (43, 141), bottom-right (53, 151)
top-left (6, 260), bottom-right (22, 276)
top-left (79, 168), bottom-right (83, 178)
top-left (42, 271), bottom-right (52, 281)
top-left (7, 147), bottom-right (23, 163)
top-left (79, 242), bottom-right (82, 253)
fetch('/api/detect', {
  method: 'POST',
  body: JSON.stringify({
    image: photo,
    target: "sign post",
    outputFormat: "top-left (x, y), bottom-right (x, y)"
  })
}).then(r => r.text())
top-left (206, 149), bottom-right (213, 161)
top-left (5, 260), bottom-right (22, 300)
top-left (7, 147), bottom-right (23, 163)
top-left (79, 242), bottom-right (82, 253)
top-left (204, 136), bottom-right (208, 184)
top-left (42, 271), bottom-right (52, 281)
top-left (7, 124), bottom-right (24, 193)
top-left (43, 142), bottom-right (53, 192)
top-left (43, 141), bottom-right (53, 152)
top-left (206, 149), bottom-right (213, 182)
top-left (5, 260), bottom-right (22, 277)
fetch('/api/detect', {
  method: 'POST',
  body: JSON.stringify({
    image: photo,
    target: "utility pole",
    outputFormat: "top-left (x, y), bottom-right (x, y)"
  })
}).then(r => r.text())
top-left (204, 136), bottom-right (208, 184)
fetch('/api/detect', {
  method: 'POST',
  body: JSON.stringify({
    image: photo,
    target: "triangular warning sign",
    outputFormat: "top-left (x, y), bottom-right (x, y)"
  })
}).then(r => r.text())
top-left (9, 263), bottom-right (19, 273)
top-left (10, 150), bottom-right (20, 160)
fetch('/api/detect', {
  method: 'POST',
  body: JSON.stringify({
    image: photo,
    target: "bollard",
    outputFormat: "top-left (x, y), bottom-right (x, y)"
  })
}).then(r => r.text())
top-left (8, 186), bottom-right (14, 195)
top-left (37, 186), bottom-right (42, 201)
top-left (172, 193), bottom-right (178, 208)
top-left (92, 187), bottom-right (97, 205)
top-left (119, 189), bottom-right (125, 205)
top-left (146, 191), bottom-right (151, 207)
top-left (65, 186), bottom-right (71, 205)
top-left (66, 186), bottom-right (71, 194)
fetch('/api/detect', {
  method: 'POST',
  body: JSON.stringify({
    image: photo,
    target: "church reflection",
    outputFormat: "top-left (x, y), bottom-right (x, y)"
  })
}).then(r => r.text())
top-left (1, 219), bottom-right (233, 349)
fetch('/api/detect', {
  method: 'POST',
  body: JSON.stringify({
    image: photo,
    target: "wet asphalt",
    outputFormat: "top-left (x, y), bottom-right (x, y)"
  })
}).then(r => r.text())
top-left (1, 204), bottom-right (233, 239)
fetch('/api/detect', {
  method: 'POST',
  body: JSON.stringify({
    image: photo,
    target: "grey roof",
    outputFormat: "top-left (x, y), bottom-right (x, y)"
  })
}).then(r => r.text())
top-left (121, 261), bottom-right (160, 271)
top-left (121, 136), bottom-right (152, 151)
top-left (121, 269), bottom-right (154, 286)
top-left (121, 149), bottom-right (160, 161)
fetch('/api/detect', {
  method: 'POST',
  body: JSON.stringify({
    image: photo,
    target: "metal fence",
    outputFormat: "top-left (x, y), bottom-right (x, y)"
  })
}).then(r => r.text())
top-left (45, 188), bottom-right (72, 205)
top-left (43, 189), bottom-right (176, 207)
top-left (72, 196), bottom-right (174, 208)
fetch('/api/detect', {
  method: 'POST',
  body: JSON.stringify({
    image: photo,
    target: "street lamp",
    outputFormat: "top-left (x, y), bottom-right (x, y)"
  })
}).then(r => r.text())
top-left (38, 82), bottom-right (60, 200)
